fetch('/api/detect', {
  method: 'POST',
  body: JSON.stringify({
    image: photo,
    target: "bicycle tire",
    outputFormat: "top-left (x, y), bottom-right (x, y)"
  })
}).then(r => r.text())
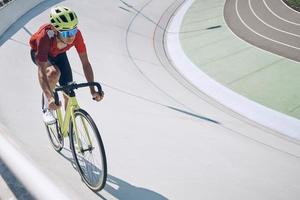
top-left (42, 94), bottom-right (64, 152)
top-left (69, 109), bottom-right (107, 191)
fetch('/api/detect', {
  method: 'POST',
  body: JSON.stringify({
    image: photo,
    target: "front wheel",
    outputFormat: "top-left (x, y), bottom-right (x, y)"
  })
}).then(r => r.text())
top-left (69, 109), bottom-right (107, 191)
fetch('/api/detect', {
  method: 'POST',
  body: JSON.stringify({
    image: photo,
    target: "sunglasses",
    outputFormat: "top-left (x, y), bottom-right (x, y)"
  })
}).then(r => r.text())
top-left (59, 28), bottom-right (78, 38)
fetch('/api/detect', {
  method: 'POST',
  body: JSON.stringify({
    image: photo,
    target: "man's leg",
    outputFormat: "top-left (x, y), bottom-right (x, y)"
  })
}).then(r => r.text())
top-left (31, 50), bottom-right (61, 101)
top-left (41, 65), bottom-right (61, 111)
top-left (46, 65), bottom-right (61, 91)
top-left (54, 52), bottom-right (73, 110)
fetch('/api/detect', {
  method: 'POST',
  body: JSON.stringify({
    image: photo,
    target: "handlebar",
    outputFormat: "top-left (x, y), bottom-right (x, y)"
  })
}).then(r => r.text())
top-left (53, 82), bottom-right (103, 105)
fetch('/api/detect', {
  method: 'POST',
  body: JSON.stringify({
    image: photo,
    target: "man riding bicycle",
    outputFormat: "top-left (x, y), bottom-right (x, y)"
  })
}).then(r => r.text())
top-left (29, 6), bottom-right (104, 124)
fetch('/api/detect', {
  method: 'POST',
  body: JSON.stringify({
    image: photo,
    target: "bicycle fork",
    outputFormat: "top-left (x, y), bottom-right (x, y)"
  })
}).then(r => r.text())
top-left (71, 109), bottom-right (94, 154)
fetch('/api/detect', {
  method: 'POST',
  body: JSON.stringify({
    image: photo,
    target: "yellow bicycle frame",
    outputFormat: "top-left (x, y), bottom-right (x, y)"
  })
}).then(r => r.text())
top-left (56, 96), bottom-right (79, 137)
top-left (55, 95), bottom-right (93, 149)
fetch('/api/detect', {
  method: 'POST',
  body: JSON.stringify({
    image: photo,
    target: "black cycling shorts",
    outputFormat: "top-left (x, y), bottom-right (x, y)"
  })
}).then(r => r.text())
top-left (30, 49), bottom-right (73, 86)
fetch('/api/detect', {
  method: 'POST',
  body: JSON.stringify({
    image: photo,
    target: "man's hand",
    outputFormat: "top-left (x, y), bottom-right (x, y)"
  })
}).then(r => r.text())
top-left (92, 91), bottom-right (104, 102)
top-left (48, 97), bottom-right (61, 110)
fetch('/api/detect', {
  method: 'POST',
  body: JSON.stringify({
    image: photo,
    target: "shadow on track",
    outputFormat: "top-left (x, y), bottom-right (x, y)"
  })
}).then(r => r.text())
top-left (100, 174), bottom-right (168, 200)
top-left (99, 81), bottom-right (221, 125)
top-left (58, 148), bottom-right (167, 200)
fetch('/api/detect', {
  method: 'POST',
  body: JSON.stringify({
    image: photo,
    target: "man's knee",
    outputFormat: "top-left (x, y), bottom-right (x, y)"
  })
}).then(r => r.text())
top-left (46, 66), bottom-right (61, 81)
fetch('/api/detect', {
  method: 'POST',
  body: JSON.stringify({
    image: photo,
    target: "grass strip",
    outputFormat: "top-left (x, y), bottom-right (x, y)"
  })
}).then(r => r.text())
top-left (283, 0), bottom-right (300, 12)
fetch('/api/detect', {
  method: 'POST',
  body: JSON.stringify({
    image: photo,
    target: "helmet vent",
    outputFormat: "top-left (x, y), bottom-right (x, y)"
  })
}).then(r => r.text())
top-left (59, 15), bottom-right (68, 23)
top-left (50, 19), bottom-right (55, 23)
top-left (55, 9), bottom-right (61, 13)
top-left (69, 13), bottom-right (74, 21)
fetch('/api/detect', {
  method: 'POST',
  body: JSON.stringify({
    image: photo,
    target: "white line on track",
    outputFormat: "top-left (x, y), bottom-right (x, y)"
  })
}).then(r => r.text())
top-left (235, 0), bottom-right (300, 51)
top-left (263, 0), bottom-right (300, 26)
top-left (249, 0), bottom-right (300, 38)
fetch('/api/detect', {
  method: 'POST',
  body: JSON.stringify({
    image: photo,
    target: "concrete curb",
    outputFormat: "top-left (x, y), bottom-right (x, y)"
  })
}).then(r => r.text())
top-left (0, 124), bottom-right (29, 200)
top-left (0, 171), bottom-right (16, 200)
top-left (0, 123), bottom-right (17, 200)
top-left (0, 123), bottom-right (70, 200)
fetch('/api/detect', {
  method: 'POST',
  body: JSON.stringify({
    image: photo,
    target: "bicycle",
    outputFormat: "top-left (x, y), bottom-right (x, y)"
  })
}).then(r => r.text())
top-left (42, 82), bottom-right (107, 191)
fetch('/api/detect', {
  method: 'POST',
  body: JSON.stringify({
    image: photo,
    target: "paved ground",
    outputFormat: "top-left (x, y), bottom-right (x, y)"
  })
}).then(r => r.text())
top-left (180, 0), bottom-right (300, 119)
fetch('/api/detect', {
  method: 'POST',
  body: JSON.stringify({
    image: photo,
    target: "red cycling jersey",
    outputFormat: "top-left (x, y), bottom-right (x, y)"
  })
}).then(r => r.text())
top-left (29, 23), bottom-right (86, 62)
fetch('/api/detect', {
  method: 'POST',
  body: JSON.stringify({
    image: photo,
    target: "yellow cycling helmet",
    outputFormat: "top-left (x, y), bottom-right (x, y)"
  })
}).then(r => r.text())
top-left (50, 6), bottom-right (78, 31)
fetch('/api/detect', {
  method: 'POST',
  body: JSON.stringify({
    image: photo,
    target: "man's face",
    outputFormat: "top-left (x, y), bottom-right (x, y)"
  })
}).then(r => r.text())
top-left (60, 35), bottom-right (76, 44)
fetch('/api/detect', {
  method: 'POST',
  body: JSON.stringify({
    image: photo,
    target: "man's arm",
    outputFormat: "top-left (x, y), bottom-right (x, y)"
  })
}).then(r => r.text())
top-left (79, 52), bottom-right (95, 92)
top-left (79, 52), bottom-right (104, 101)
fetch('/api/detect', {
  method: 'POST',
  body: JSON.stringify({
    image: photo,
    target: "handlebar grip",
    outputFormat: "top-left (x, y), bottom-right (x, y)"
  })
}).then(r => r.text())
top-left (91, 82), bottom-right (103, 100)
top-left (94, 82), bottom-right (103, 93)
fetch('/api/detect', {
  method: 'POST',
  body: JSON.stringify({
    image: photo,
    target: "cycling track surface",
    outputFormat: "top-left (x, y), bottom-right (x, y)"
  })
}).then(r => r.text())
top-left (0, 0), bottom-right (300, 199)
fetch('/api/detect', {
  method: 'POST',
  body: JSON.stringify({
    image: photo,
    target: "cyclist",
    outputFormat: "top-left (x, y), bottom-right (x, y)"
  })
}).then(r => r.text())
top-left (29, 6), bottom-right (104, 124)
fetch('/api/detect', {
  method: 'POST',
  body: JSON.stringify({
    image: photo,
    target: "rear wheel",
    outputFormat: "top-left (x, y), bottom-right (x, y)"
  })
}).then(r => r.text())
top-left (69, 109), bottom-right (107, 191)
top-left (42, 94), bottom-right (64, 152)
